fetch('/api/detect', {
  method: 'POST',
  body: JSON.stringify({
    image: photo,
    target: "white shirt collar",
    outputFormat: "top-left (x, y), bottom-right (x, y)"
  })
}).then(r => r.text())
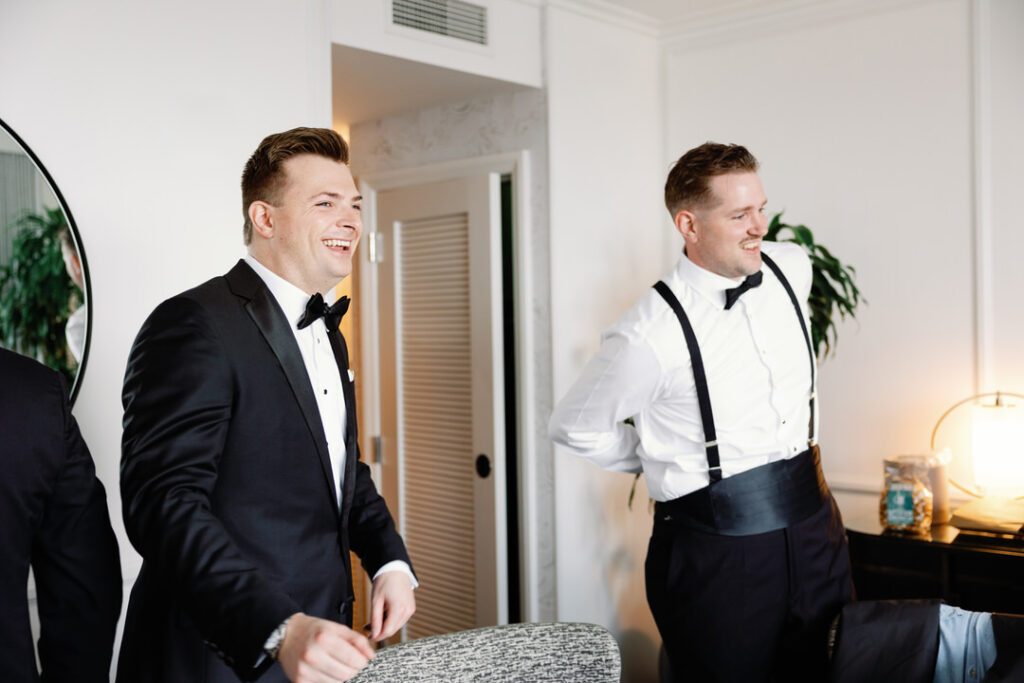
top-left (243, 253), bottom-right (337, 330)
top-left (674, 249), bottom-right (751, 308)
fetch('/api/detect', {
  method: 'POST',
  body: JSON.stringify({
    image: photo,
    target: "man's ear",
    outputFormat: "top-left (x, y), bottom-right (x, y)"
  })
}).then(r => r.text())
top-left (249, 201), bottom-right (274, 239)
top-left (674, 209), bottom-right (697, 243)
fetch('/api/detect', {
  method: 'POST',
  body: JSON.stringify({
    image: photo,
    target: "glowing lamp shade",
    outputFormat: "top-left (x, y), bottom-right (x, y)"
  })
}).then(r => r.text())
top-left (971, 402), bottom-right (1024, 497)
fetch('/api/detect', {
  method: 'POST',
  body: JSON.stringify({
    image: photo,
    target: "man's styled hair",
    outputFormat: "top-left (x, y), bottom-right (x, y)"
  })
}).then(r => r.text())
top-left (241, 127), bottom-right (350, 244)
top-left (664, 142), bottom-right (759, 218)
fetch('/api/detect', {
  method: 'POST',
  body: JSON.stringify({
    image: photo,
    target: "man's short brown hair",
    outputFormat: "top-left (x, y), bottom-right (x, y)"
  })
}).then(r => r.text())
top-left (664, 142), bottom-right (759, 218)
top-left (241, 127), bottom-right (350, 244)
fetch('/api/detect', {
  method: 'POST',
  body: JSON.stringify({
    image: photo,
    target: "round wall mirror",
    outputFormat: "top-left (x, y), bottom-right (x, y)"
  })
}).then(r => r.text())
top-left (0, 118), bottom-right (91, 403)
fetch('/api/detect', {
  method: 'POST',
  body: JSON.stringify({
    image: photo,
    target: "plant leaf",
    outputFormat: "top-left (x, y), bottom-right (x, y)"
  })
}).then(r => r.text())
top-left (763, 213), bottom-right (864, 359)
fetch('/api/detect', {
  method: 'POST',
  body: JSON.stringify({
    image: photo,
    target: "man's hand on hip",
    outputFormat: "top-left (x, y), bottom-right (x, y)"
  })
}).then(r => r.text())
top-left (370, 570), bottom-right (416, 642)
top-left (278, 613), bottom-right (374, 682)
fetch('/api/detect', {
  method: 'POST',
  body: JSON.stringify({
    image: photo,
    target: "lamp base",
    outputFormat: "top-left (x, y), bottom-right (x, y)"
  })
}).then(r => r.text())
top-left (950, 497), bottom-right (1024, 536)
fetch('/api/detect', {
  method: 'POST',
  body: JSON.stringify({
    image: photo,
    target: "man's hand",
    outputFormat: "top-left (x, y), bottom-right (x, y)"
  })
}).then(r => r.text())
top-left (369, 571), bottom-right (416, 642)
top-left (278, 613), bottom-right (375, 682)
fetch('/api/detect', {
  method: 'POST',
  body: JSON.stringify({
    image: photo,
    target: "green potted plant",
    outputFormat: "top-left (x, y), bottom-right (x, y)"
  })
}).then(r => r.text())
top-left (765, 211), bottom-right (862, 359)
top-left (0, 206), bottom-right (79, 386)
top-left (627, 212), bottom-right (863, 508)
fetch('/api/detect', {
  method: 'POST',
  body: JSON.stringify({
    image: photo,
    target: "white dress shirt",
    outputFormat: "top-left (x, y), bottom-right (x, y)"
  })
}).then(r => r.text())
top-left (244, 255), bottom-right (415, 588)
top-left (245, 254), bottom-right (348, 506)
top-left (549, 241), bottom-right (818, 502)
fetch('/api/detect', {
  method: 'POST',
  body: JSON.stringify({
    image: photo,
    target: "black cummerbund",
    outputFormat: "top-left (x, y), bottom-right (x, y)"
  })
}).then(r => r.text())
top-left (655, 445), bottom-right (829, 537)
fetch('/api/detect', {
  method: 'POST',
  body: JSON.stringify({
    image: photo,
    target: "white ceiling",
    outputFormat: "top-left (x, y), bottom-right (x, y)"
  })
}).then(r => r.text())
top-left (329, 0), bottom-right (787, 126)
top-left (590, 0), bottom-right (713, 21)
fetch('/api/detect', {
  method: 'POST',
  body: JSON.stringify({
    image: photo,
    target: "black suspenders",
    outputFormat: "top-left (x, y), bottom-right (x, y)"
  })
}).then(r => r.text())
top-left (654, 252), bottom-right (816, 478)
top-left (653, 280), bottom-right (724, 483)
top-left (761, 253), bottom-right (816, 446)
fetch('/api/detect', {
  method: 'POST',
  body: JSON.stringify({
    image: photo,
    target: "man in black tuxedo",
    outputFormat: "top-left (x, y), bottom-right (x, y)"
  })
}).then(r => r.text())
top-left (118, 127), bottom-right (415, 683)
top-left (0, 348), bottom-right (122, 682)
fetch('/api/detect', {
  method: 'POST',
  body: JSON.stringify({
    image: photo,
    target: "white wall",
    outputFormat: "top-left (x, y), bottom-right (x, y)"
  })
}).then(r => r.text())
top-left (660, 0), bottom-right (1023, 505)
top-left (544, 2), bottom-right (665, 681)
top-left (989, 0), bottom-right (1024, 392)
top-left (546, 1), bottom-right (1023, 680)
top-left (0, 0), bottom-right (333, 670)
top-left (665, 0), bottom-right (981, 502)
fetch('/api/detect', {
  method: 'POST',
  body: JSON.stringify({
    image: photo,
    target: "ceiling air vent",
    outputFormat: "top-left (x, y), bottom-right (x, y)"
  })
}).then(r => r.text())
top-left (392, 0), bottom-right (488, 45)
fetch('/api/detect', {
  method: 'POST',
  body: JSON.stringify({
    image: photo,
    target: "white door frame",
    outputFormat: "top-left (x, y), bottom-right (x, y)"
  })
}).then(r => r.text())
top-left (357, 150), bottom-right (540, 623)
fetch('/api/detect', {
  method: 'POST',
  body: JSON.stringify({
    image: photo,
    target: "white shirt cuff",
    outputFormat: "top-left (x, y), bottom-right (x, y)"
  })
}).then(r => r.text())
top-left (372, 560), bottom-right (418, 589)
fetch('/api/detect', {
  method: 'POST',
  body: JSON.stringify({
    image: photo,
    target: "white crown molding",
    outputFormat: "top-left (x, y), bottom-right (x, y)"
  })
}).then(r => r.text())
top-left (661, 0), bottom-right (939, 52)
top-left (538, 0), bottom-right (948, 49)
top-left (544, 0), bottom-right (661, 37)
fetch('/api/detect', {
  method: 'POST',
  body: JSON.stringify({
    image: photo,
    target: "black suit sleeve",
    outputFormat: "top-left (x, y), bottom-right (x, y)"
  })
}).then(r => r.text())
top-left (348, 454), bottom-right (413, 577)
top-left (121, 297), bottom-right (300, 675)
top-left (30, 369), bottom-right (122, 682)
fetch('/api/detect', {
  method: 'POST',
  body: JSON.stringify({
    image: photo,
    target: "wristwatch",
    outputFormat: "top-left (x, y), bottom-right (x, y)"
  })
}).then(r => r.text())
top-left (263, 617), bottom-right (291, 660)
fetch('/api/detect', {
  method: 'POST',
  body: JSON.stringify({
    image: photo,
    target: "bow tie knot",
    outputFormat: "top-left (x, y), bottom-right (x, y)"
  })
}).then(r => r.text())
top-left (724, 271), bottom-right (763, 310)
top-left (297, 293), bottom-right (350, 331)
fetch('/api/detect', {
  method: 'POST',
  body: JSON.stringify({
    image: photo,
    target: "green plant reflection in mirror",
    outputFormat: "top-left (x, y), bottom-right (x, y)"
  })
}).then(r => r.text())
top-left (0, 118), bottom-right (91, 402)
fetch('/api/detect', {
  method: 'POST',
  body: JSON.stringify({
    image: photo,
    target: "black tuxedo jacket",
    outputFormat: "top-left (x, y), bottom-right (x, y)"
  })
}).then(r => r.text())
top-left (0, 348), bottom-right (122, 682)
top-left (117, 261), bottom-right (410, 682)
top-left (829, 599), bottom-right (1024, 682)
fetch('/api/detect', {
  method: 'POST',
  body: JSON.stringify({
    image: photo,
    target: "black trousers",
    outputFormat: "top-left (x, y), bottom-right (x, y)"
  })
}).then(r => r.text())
top-left (645, 496), bottom-right (853, 683)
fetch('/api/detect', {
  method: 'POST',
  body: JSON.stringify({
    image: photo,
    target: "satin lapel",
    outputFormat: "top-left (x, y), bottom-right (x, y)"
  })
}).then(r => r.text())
top-left (224, 261), bottom-right (338, 506)
top-left (331, 328), bottom-right (359, 527)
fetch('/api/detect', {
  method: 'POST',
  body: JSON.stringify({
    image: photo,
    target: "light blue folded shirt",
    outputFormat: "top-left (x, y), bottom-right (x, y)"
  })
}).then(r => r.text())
top-left (934, 604), bottom-right (998, 683)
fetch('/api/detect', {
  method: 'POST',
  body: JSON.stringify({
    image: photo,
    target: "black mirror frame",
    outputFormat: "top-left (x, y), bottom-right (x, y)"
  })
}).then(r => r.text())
top-left (0, 117), bottom-right (92, 405)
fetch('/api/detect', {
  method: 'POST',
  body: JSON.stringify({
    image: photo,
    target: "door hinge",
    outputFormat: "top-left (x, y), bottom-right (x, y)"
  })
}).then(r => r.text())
top-left (367, 232), bottom-right (384, 263)
top-left (372, 435), bottom-right (384, 464)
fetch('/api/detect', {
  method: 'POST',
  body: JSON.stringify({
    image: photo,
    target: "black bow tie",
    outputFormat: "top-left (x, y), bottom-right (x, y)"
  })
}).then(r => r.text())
top-left (297, 293), bottom-right (350, 331)
top-left (724, 271), bottom-right (763, 310)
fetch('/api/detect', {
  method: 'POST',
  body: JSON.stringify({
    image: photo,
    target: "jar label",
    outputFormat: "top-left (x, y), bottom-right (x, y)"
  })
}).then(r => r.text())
top-left (886, 482), bottom-right (915, 525)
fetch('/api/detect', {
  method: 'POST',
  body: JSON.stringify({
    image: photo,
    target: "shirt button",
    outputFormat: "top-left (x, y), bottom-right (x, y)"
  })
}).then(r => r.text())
top-left (782, 419), bottom-right (787, 424)
top-left (970, 667), bottom-right (978, 678)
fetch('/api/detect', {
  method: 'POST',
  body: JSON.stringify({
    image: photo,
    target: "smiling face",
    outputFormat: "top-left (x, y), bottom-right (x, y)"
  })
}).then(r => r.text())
top-left (675, 171), bottom-right (768, 279)
top-left (248, 154), bottom-right (362, 295)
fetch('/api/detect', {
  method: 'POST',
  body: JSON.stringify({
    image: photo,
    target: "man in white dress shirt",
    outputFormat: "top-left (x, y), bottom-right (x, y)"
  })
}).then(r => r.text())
top-left (119, 128), bottom-right (415, 683)
top-left (550, 143), bottom-right (853, 682)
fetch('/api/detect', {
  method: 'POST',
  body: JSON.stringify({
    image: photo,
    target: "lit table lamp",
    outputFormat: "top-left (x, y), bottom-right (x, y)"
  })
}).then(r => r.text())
top-left (930, 391), bottom-right (1024, 537)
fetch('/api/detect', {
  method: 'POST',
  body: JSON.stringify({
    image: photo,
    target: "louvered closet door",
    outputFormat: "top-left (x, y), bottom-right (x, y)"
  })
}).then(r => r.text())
top-left (376, 174), bottom-right (507, 640)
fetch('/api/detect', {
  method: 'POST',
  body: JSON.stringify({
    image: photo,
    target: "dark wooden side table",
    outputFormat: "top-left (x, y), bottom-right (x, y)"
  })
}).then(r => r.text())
top-left (845, 514), bottom-right (1024, 613)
